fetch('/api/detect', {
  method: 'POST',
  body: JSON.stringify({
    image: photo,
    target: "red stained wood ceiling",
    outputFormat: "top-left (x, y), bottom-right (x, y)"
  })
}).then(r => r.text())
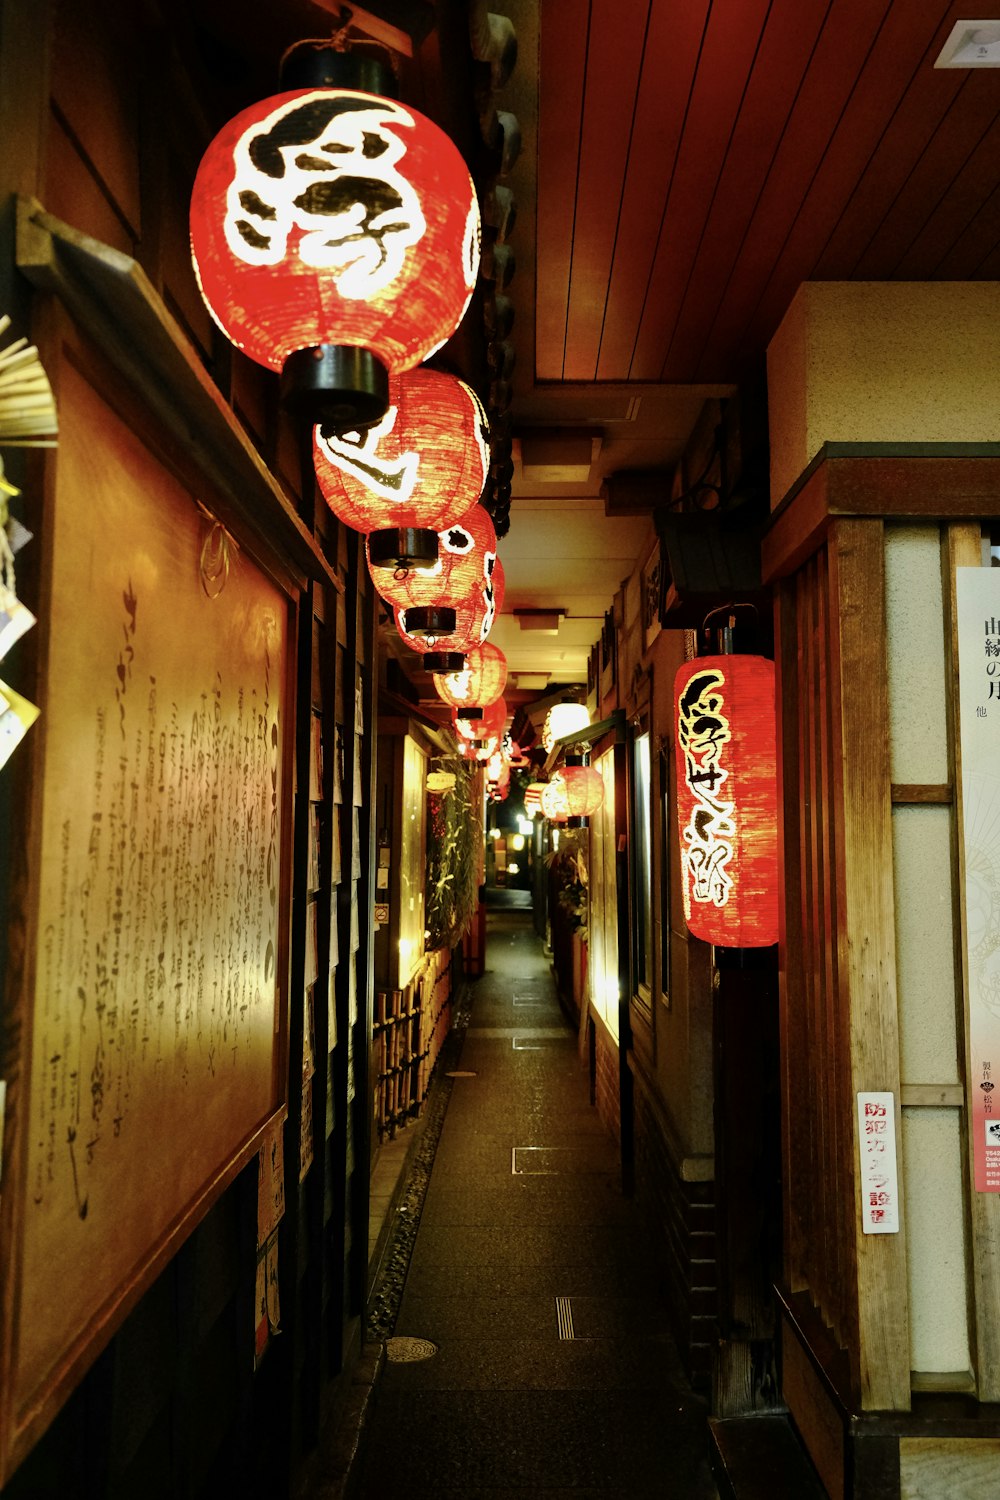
top-left (534, 0), bottom-right (1000, 387)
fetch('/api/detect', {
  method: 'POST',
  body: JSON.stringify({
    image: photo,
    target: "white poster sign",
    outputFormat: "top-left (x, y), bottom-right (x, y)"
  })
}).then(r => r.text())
top-left (857, 1092), bottom-right (900, 1233)
top-left (956, 568), bottom-right (1000, 1192)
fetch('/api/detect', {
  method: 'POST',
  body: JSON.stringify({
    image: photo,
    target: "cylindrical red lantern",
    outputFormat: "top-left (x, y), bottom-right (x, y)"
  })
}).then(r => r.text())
top-left (433, 642), bottom-right (507, 713)
top-left (556, 764), bottom-right (605, 819)
top-left (190, 59), bottom-right (480, 426)
top-left (315, 368), bottom-right (489, 567)
top-left (674, 655), bottom-right (778, 947)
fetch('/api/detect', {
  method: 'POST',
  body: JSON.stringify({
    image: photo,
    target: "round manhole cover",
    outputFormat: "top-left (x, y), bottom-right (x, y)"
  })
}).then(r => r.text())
top-left (385, 1336), bottom-right (438, 1363)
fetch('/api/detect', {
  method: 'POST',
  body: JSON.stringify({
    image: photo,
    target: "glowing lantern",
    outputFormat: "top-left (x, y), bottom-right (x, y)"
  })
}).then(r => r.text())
top-left (314, 368), bottom-right (489, 568)
top-left (555, 764), bottom-right (605, 820)
top-left (543, 700), bottom-right (590, 752)
top-left (524, 782), bottom-right (546, 817)
top-left (372, 503), bottom-right (495, 613)
top-left (674, 655), bottom-right (778, 948)
top-left (433, 642), bottom-right (507, 714)
top-left (453, 696), bottom-right (507, 744)
top-left (395, 552), bottom-right (502, 671)
top-left (190, 51), bottom-right (480, 427)
top-left (541, 780), bottom-right (569, 823)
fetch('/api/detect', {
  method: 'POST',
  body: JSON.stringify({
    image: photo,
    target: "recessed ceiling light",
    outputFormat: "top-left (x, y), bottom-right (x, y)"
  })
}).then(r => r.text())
top-left (935, 20), bottom-right (1000, 67)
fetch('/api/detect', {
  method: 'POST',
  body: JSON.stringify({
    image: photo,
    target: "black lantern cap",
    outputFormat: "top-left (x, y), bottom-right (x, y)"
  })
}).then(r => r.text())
top-left (404, 606), bottom-right (456, 638)
top-left (566, 816), bottom-right (588, 829)
top-left (368, 528), bottom-right (439, 571)
top-left (279, 44), bottom-right (396, 97)
top-left (454, 706), bottom-right (484, 721)
top-left (424, 651), bottom-right (466, 673)
top-left (281, 345), bottom-right (389, 431)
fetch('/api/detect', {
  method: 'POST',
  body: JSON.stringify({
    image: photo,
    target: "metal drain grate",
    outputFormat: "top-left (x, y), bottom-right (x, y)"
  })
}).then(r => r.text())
top-left (555, 1297), bottom-right (575, 1340)
top-left (385, 1336), bottom-right (438, 1363)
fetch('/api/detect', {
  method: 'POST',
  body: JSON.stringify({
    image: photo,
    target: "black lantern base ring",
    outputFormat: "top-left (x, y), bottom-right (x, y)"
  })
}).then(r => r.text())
top-left (368, 528), bottom-right (440, 571)
top-left (404, 606), bottom-right (456, 638)
top-left (424, 651), bottom-right (466, 673)
top-left (281, 345), bottom-right (389, 431)
top-left (455, 706), bottom-right (484, 720)
top-left (566, 816), bottom-right (589, 829)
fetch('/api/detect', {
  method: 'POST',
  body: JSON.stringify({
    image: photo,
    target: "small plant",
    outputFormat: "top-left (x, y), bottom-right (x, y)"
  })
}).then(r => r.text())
top-left (425, 753), bottom-right (482, 949)
top-left (545, 828), bottom-right (589, 937)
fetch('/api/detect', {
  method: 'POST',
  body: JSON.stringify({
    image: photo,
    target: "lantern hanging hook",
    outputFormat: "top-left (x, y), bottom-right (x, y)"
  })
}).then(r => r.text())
top-left (700, 599), bottom-right (759, 654)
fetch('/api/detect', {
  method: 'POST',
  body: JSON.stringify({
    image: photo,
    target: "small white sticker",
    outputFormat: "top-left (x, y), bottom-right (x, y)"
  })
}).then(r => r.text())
top-left (857, 1091), bottom-right (900, 1234)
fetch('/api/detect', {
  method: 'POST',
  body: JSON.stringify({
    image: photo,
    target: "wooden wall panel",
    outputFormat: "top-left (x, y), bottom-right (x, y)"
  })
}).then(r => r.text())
top-left (534, 0), bottom-right (588, 380)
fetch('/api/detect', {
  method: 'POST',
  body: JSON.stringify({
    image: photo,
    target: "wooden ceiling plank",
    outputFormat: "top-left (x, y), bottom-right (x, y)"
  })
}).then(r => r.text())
top-left (535, 0), bottom-right (590, 380)
top-left (847, 77), bottom-right (1000, 279)
top-left (810, 67), bottom-right (962, 279)
top-left (737, 0), bottom-right (957, 366)
top-left (693, 0), bottom-right (893, 380)
top-left (595, 0), bottom-right (711, 381)
top-left (562, 0), bottom-right (650, 381)
top-left (628, 0), bottom-right (773, 382)
top-left (932, 169), bottom-right (1000, 279)
top-left (894, 110), bottom-right (1000, 279)
top-left (661, 0), bottom-right (830, 382)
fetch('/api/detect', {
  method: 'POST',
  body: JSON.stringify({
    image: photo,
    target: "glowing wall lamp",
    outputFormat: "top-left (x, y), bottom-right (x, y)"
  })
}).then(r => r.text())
top-left (190, 47), bottom-right (480, 428)
top-left (674, 654), bottom-right (778, 948)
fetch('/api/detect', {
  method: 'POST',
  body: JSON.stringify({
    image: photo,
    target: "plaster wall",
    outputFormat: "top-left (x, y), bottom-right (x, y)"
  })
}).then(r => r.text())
top-left (767, 283), bottom-right (1000, 504)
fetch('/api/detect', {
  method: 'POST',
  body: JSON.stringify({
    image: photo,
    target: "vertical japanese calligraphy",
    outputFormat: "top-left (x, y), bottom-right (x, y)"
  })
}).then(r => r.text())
top-left (13, 361), bottom-right (288, 1427)
top-left (674, 655), bottom-right (779, 948)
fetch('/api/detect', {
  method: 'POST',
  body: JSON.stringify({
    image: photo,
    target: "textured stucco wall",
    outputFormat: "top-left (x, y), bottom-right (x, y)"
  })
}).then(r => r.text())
top-left (767, 282), bottom-right (1000, 503)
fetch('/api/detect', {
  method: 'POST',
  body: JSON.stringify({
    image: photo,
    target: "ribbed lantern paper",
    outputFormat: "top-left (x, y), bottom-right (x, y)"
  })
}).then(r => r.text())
top-left (453, 696), bottom-right (507, 744)
top-left (540, 780), bottom-right (569, 823)
top-left (315, 368), bottom-right (489, 537)
top-left (433, 642), bottom-right (507, 712)
top-left (395, 553), bottom-right (503, 658)
top-left (374, 503), bottom-right (495, 613)
top-left (191, 88), bottom-right (479, 383)
top-left (674, 655), bottom-right (778, 948)
top-left (555, 764), bottom-right (605, 819)
top-left (524, 782), bottom-right (547, 817)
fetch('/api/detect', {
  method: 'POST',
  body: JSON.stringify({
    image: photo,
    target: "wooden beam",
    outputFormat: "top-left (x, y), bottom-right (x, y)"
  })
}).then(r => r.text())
top-left (828, 516), bottom-right (911, 1411)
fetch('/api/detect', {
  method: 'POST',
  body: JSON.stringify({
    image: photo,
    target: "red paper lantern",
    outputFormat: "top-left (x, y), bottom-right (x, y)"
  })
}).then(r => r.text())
top-left (540, 780), bottom-right (569, 823)
top-left (453, 696), bottom-right (507, 743)
top-left (524, 782), bottom-right (546, 816)
top-left (315, 368), bottom-right (489, 557)
top-left (555, 764), bottom-right (605, 819)
top-left (433, 642), bottom-right (507, 713)
top-left (372, 503), bottom-right (496, 613)
top-left (190, 76), bottom-right (480, 423)
top-left (674, 655), bottom-right (778, 948)
top-left (395, 543), bottom-right (502, 665)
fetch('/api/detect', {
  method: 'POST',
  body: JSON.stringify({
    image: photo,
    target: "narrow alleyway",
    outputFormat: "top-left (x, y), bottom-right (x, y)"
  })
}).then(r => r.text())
top-left (354, 905), bottom-right (720, 1498)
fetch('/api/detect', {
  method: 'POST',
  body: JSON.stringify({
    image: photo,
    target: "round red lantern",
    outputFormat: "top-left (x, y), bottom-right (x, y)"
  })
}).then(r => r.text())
top-left (371, 503), bottom-right (496, 613)
top-left (433, 642), bottom-right (507, 714)
top-left (674, 654), bottom-right (778, 948)
top-left (453, 696), bottom-right (507, 744)
top-left (190, 52), bottom-right (480, 427)
top-left (315, 368), bottom-right (489, 568)
top-left (395, 535), bottom-right (502, 671)
top-left (524, 782), bottom-right (546, 817)
top-left (540, 780), bottom-right (569, 823)
top-left (555, 764), bottom-right (605, 820)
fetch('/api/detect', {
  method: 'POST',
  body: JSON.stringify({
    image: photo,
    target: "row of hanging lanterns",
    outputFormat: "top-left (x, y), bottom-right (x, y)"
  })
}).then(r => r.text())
top-left (189, 40), bottom-right (505, 675)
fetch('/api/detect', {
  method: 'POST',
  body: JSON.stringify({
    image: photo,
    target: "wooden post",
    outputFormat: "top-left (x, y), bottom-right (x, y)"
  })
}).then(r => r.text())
top-left (828, 518), bottom-right (911, 1411)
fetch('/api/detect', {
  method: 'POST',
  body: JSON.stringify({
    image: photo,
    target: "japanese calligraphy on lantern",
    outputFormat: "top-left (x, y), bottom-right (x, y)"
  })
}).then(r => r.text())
top-left (956, 568), bottom-right (1000, 1192)
top-left (676, 664), bottom-right (735, 911)
top-left (856, 1093), bottom-right (900, 1233)
top-left (673, 656), bottom-right (778, 948)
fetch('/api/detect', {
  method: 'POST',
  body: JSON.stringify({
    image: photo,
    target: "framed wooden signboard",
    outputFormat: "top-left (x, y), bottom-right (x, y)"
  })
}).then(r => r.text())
top-left (0, 349), bottom-right (293, 1480)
